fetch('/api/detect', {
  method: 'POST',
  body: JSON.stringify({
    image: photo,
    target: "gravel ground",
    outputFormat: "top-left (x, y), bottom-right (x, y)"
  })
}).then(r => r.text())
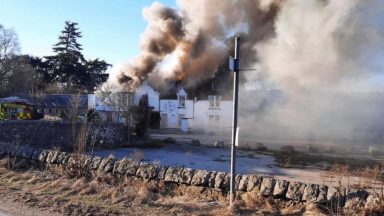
top-left (0, 187), bottom-right (60, 216)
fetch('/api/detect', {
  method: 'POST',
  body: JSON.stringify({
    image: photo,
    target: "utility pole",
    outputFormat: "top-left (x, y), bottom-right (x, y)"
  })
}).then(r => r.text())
top-left (229, 37), bottom-right (240, 205)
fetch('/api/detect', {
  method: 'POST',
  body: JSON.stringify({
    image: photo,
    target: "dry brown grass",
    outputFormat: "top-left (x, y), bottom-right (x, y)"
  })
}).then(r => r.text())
top-left (320, 163), bottom-right (384, 215)
top-left (0, 156), bottom-right (382, 215)
top-left (0, 158), bottom-right (230, 215)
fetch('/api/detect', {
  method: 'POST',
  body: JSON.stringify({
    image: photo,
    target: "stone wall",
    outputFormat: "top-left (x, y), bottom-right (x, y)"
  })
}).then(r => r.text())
top-left (0, 121), bottom-right (129, 150)
top-left (0, 143), bottom-right (381, 210)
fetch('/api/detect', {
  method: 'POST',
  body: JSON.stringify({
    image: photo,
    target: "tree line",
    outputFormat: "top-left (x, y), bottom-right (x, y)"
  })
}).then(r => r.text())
top-left (0, 21), bottom-right (110, 97)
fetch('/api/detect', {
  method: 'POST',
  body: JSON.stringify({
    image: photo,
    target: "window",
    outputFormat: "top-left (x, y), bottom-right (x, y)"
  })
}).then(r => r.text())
top-left (209, 96), bottom-right (221, 108)
top-left (178, 95), bottom-right (186, 108)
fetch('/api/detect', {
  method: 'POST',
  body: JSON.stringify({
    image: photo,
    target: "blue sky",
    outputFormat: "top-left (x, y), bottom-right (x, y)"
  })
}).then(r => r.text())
top-left (0, 0), bottom-right (176, 67)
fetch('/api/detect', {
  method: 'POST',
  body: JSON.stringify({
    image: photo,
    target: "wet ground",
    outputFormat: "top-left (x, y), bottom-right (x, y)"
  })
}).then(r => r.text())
top-left (92, 129), bottom-right (384, 187)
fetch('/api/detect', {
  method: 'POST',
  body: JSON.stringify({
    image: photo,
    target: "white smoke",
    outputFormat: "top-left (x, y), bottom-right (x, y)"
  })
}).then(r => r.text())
top-left (255, 0), bottom-right (384, 92)
top-left (104, 0), bottom-right (384, 145)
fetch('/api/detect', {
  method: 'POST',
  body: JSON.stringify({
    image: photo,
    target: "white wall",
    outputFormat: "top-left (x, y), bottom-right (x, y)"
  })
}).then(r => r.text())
top-left (159, 100), bottom-right (179, 128)
top-left (91, 83), bottom-right (233, 132)
top-left (192, 100), bottom-right (232, 132)
top-left (158, 98), bottom-right (232, 132)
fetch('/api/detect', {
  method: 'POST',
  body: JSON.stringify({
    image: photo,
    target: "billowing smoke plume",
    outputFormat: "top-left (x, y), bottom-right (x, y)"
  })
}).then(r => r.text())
top-left (108, 0), bottom-right (384, 145)
top-left (111, 0), bottom-right (384, 93)
top-left (255, 0), bottom-right (384, 91)
top-left (240, 0), bottom-right (384, 145)
top-left (112, 0), bottom-right (282, 91)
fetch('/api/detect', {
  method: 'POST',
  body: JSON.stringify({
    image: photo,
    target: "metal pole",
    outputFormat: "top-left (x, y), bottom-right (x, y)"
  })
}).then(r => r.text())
top-left (230, 37), bottom-right (240, 205)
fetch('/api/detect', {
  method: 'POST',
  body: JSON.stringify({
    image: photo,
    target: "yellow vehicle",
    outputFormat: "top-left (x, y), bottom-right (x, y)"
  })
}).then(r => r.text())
top-left (0, 97), bottom-right (35, 120)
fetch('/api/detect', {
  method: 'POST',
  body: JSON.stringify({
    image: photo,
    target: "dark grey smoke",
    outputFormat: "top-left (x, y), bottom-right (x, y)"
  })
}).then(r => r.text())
top-left (108, 0), bottom-right (384, 146)
top-left (113, 0), bottom-right (283, 91)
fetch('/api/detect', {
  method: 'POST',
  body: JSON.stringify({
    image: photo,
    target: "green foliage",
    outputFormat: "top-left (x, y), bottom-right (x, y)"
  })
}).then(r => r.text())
top-left (52, 21), bottom-right (84, 58)
top-left (44, 21), bottom-right (110, 92)
top-left (0, 55), bottom-right (41, 97)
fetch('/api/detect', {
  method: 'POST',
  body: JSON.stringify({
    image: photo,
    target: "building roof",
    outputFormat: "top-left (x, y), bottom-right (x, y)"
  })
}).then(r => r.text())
top-left (0, 97), bottom-right (34, 105)
top-left (42, 95), bottom-right (88, 109)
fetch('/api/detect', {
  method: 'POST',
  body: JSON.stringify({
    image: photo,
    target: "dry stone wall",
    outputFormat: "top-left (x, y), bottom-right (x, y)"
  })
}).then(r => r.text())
top-left (0, 143), bottom-right (380, 210)
top-left (0, 120), bottom-right (129, 150)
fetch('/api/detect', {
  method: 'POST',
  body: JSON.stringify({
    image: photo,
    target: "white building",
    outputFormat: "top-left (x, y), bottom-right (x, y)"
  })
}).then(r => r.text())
top-left (89, 82), bottom-right (233, 133)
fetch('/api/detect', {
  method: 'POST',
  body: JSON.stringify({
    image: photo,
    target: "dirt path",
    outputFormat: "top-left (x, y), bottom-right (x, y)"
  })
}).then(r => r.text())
top-left (0, 187), bottom-right (60, 216)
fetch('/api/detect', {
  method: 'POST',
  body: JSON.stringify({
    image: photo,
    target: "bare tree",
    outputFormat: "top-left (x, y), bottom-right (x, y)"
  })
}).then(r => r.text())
top-left (96, 83), bottom-right (135, 143)
top-left (97, 83), bottom-right (134, 126)
top-left (0, 25), bottom-right (40, 97)
top-left (0, 24), bottom-right (19, 60)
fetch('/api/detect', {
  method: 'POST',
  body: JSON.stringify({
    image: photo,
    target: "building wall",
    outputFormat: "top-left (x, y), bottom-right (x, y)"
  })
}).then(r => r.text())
top-left (158, 98), bottom-right (232, 132)
top-left (192, 100), bottom-right (232, 133)
top-left (90, 84), bottom-right (233, 132)
top-left (159, 100), bottom-right (179, 128)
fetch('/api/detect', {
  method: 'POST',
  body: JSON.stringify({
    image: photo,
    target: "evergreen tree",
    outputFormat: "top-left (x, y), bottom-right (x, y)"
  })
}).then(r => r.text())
top-left (52, 21), bottom-right (84, 59)
top-left (85, 58), bottom-right (110, 91)
top-left (45, 21), bottom-right (110, 92)
top-left (45, 21), bottom-right (87, 90)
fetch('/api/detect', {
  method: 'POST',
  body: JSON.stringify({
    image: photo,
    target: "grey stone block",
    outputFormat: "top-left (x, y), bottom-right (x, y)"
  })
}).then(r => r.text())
top-left (214, 172), bottom-right (226, 189)
top-left (136, 163), bottom-right (160, 179)
top-left (208, 171), bottom-right (217, 188)
top-left (164, 167), bottom-right (183, 182)
top-left (50, 151), bottom-right (60, 164)
top-left (179, 168), bottom-right (195, 184)
top-left (103, 159), bottom-right (116, 172)
top-left (273, 179), bottom-right (289, 197)
top-left (302, 184), bottom-right (319, 203)
top-left (327, 186), bottom-right (344, 206)
top-left (238, 175), bottom-right (249, 191)
top-left (56, 152), bottom-right (67, 164)
top-left (157, 165), bottom-right (168, 180)
top-left (286, 182), bottom-right (306, 202)
top-left (113, 159), bottom-right (129, 174)
top-left (247, 175), bottom-right (263, 192)
top-left (98, 158), bottom-right (109, 171)
top-left (61, 153), bottom-right (71, 164)
top-left (221, 174), bottom-right (230, 191)
top-left (191, 169), bottom-right (211, 186)
top-left (125, 161), bottom-right (140, 175)
top-left (260, 177), bottom-right (276, 196)
top-left (83, 156), bottom-right (93, 168)
top-left (316, 185), bottom-right (328, 202)
top-left (234, 174), bottom-right (242, 190)
top-left (90, 156), bottom-right (102, 169)
top-left (112, 160), bottom-right (121, 173)
top-left (45, 150), bottom-right (55, 163)
top-left (344, 189), bottom-right (368, 209)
